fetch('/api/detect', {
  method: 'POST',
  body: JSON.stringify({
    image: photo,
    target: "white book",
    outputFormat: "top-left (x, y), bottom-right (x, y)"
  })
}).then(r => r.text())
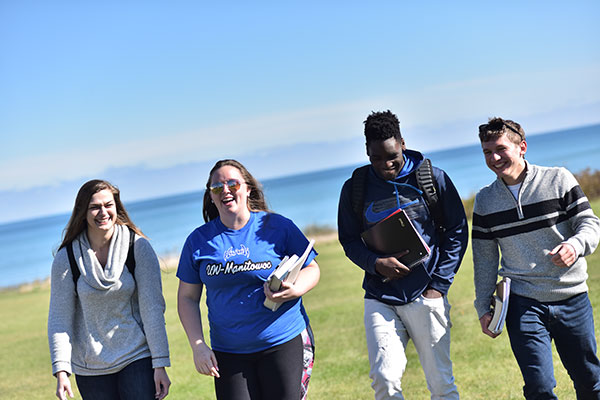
top-left (263, 239), bottom-right (315, 311)
top-left (488, 277), bottom-right (511, 334)
top-left (267, 255), bottom-right (299, 292)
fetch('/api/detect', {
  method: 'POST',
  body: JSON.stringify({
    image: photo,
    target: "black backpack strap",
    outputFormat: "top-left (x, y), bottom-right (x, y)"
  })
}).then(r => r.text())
top-left (125, 227), bottom-right (136, 279)
top-left (67, 228), bottom-right (136, 296)
top-left (416, 158), bottom-right (445, 232)
top-left (66, 241), bottom-right (81, 295)
top-left (351, 165), bottom-right (370, 229)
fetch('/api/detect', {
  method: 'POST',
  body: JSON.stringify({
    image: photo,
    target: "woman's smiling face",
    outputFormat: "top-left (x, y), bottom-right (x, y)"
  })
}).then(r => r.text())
top-left (86, 189), bottom-right (117, 235)
top-left (209, 165), bottom-right (251, 219)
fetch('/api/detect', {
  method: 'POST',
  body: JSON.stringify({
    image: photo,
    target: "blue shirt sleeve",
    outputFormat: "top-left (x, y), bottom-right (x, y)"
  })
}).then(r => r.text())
top-left (176, 232), bottom-right (203, 284)
top-left (274, 214), bottom-right (318, 267)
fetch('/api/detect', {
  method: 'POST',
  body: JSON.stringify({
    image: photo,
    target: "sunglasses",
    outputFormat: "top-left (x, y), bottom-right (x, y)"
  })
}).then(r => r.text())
top-left (479, 120), bottom-right (524, 141)
top-left (209, 179), bottom-right (243, 195)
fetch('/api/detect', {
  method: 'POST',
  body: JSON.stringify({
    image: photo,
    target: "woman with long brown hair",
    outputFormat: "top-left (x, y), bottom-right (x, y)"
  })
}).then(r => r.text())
top-left (177, 159), bottom-right (320, 400)
top-left (48, 179), bottom-right (171, 400)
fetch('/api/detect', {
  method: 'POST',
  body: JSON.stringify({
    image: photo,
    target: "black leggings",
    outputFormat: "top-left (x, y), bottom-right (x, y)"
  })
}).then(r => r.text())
top-left (213, 334), bottom-right (303, 400)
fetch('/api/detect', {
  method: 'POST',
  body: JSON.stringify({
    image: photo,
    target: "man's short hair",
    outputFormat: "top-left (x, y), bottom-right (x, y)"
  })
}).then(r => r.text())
top-left (364, 110), bottom-right (402, 145)
top-left (478, 117), bottom-right (525, 145)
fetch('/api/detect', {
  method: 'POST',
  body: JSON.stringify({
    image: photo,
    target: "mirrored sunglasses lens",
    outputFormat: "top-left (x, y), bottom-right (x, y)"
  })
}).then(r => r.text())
top-left (226, 180), bottom-right (241, 192)
top-left (210, 183), bottom-right (224, 194)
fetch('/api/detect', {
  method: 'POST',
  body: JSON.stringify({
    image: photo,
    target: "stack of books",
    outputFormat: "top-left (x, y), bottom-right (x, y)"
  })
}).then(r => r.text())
top-left (488, 277), bottom-right (511, 334)
top-left (263, 239), bottom-right (315, 311)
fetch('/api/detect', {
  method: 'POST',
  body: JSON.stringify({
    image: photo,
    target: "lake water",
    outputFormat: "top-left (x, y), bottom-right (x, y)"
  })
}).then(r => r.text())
top-left (1, 124), bottom-right (599, 288)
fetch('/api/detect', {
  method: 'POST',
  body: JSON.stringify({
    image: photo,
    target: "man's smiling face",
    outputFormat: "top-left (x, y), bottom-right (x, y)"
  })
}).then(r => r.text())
top-left (367, 137), bottom-right (406, 181)
top-left (481, 133), bottom-right (527, 185)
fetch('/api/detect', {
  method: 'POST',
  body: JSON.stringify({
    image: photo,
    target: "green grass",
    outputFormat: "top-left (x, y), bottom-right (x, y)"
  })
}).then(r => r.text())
top-left (2, 200), bottom-right (600, 399)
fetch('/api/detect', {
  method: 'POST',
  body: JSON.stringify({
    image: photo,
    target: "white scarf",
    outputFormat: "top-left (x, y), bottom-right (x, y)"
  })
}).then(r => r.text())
top-left (72, 224), bottom-right (131, 291)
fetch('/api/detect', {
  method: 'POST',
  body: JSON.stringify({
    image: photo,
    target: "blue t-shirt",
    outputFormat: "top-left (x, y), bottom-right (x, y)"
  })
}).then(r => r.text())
top-left (177, 211), bottom-right (317, 353)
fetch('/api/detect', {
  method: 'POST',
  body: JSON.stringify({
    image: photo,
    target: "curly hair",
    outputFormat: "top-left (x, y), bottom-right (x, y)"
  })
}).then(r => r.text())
top-left (364, 110), bottom-right (403, 145)
top-left (478, 117), bottom-right (525, 145)
top-left (202, 159), bottom-right (270, 222)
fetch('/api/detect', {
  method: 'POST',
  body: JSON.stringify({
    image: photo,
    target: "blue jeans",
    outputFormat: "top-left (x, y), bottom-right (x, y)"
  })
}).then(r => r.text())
top-left (506, 292), bottom-right (600, 400)
top-left (75, 357), bottom-right (155, 400)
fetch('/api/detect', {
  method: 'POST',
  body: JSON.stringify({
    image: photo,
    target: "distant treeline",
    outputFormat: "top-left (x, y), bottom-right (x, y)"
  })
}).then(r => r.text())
top-left (462, 168), bottom-right (600, 218)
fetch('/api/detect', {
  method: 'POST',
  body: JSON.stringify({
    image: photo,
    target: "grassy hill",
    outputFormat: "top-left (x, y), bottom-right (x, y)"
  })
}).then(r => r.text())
top-left (2, 200), bottom-right (599, 399)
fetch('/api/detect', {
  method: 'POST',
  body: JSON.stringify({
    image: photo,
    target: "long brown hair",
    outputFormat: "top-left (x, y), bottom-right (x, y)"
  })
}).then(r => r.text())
top-left (59, 179), bottom-right (145, 250)
top-left (202, 159), bottom-right (270, 222)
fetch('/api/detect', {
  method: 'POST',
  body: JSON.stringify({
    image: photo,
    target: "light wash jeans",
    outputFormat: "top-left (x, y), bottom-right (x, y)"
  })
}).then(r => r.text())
top-left (364, 297), bottom-right (458, 400)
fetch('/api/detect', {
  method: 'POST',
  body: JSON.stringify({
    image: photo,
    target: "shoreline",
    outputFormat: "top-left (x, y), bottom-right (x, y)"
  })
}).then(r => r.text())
top-left (1, 232), bottom-right (339, 294)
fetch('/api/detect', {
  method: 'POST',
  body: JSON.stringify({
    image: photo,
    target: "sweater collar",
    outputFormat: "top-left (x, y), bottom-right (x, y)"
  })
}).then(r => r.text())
top-left (497, 160), bottom-right (535, 187)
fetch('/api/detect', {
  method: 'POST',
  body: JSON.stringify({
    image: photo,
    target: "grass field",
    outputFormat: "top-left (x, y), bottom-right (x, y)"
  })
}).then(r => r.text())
top-left (2, 200), bottom-right (600, 399)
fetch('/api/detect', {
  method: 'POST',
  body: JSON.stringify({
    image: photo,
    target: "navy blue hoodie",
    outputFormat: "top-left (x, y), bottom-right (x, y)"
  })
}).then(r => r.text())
top-left (337, 149), bottom-right (468, 305)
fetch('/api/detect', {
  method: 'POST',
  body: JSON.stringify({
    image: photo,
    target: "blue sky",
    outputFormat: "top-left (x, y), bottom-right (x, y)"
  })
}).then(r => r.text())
top-left (1, 1), bottom-right (599, 223)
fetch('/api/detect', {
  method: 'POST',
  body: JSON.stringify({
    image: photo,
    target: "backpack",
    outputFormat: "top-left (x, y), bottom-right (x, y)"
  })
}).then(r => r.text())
top-left (66, 228), bottom-right (136, 295)
top-left (350, 158), bottom-right (445, 232)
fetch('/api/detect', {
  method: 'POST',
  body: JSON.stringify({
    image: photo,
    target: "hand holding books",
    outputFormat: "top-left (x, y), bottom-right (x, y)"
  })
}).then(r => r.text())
top-left (376, 250), bottom-right (411, 283)
top-left (487, 277), bottom-right (511, 335)
top-left (263, 240), bottom-right (315, 311)
top-left (362, 208), bottom-right (431, 283)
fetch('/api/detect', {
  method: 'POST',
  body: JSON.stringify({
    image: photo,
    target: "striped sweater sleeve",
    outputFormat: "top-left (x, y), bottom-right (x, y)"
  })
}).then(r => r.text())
top-left (472, 195), bottom-right (501, 319)
top-left (561, 169), bottom-right (600, 258)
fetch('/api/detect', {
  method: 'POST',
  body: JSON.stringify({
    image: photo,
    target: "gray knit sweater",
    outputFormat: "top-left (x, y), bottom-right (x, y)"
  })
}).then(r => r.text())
top-left (48, 224), bottom-right (170, 376)
top-left (472, 162), bottom-right (600, 318)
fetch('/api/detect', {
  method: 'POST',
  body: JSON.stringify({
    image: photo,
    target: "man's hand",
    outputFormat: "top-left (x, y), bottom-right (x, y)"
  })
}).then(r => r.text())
top-left (422, 288), bottom-right (442, 299)
top-left (479, 312), bottom-right (500, 338)
top-left (549, 243), bottom-right (577, 267)
top-left (375, 251), bottom-right (410, 281)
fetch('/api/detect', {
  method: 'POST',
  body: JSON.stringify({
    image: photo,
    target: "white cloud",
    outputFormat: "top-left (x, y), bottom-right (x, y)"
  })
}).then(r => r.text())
top-left (2, 64), bottom-right (599, 191)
